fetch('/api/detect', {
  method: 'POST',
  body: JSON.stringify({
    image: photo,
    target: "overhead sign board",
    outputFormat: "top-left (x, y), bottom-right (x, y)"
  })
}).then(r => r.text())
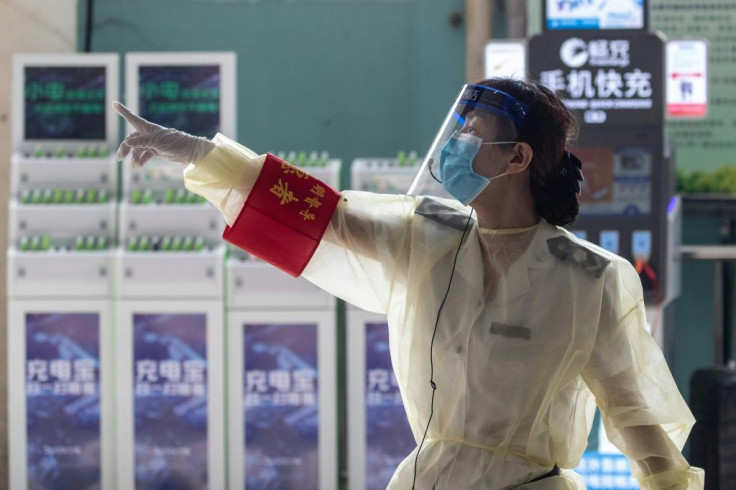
top-left (529, 32), bottom-right (664, 128)
top-left (545, 0), bottom-right (647, 31)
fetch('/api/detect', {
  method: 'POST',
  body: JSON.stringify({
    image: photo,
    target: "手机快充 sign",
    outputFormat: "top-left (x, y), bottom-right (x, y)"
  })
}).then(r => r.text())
top-left (529, 32), bottom-right (664, 128)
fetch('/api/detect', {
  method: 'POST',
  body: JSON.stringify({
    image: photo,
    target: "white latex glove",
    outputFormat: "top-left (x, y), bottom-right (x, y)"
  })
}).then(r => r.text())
top-left (113, 101), bottom-right (216, 168)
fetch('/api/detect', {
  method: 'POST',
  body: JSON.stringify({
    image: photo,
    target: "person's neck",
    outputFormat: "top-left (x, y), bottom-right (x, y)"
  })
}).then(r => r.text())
top-left (471, 181), bottom-right (539, 230)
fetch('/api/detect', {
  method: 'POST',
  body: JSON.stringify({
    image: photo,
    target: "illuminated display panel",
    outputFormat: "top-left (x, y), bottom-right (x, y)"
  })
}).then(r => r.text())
top-left (545, 0), bottom-right (646, 31)
top-left (125, 52), bottom-right (236, 141)
top-left (24, 66), bottom-right (106, 140)
top-left (12, 54), bottom-right (118, 150)
top-left (138, 65), bottom-right (221, 139)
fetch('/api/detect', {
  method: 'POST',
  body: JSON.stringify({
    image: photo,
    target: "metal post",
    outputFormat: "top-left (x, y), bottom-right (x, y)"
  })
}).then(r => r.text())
top-left (715, 259), bottom-right (725, 365)
top-left (466, 0), bottom-right (493, 83)
top-left (506, 0), bottom-right (527, 38)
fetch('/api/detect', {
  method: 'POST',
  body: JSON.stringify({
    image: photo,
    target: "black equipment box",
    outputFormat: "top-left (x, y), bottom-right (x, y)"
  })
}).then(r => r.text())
top-left (690, 367), bottom-right (736, 489)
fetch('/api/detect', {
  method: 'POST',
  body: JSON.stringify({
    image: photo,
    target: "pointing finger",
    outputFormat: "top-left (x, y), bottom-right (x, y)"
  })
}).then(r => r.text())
top-left (113, 101), bottom-right (156, 133)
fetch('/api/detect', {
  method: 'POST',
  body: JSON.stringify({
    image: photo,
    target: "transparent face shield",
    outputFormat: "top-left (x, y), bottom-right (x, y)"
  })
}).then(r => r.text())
top-left (407, 83), bottom-right (528, 200)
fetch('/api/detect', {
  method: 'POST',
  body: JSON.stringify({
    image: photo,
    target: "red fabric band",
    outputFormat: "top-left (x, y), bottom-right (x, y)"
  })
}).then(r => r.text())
top-left (223, 153), bottom-right (341, 277)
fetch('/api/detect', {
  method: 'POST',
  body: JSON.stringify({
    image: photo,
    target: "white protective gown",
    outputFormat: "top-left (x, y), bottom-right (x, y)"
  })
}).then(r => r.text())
top-left (184, 134), bottom-right (705, 490)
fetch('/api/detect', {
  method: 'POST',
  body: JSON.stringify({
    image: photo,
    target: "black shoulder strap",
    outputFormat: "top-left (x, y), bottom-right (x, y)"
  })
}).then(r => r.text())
top-left (547, 236), bottom-right (611, 279)
top-left (415, 196), bottom-right (474, 231)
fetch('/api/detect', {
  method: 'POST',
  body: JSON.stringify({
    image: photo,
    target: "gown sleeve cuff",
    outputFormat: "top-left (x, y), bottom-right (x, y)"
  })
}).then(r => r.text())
top-left (638, 466), bottom-right (704, 490)
top-left (222, 153), bottom-right (341, 277)
top-left (183, 133), bottom-right (264, 226)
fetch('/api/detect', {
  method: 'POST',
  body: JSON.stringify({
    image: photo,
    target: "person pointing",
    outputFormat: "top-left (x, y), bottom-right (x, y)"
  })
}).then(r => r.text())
top-left (114, 78), bottom-right (704, 489)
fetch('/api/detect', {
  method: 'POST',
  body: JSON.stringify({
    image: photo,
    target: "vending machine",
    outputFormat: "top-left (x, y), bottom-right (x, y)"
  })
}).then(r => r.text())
top-left (225, 152), bottom-right (340, 490)
top-left (114, 52), bottom-right (235, 490)
top-left (347, 154), bottom-right (419, 490)
top-left (7, 53), bottom-right (119, 490)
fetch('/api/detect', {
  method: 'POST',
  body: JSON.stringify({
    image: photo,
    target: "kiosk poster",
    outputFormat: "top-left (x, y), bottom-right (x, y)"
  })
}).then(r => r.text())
top-left (365, 322), bottom-right (415, 490)
top-left (666, 40), bottom-right (708, 119)
top-left (25, 312), bottom-right (101, 489)
top-left (576, 146), bottom-right (652, 216)
top-left (133, 313), bottom-right (208, 489)
top-left (243, 323), bottom-right (319, 490)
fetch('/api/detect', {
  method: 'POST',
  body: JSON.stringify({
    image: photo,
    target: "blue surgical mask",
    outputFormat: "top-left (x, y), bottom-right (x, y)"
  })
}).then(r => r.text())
top-left (439, 131), bottom-right (514, 205)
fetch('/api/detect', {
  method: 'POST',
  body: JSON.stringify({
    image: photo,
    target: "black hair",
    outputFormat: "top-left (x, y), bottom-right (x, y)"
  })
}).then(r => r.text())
top-left (476, 77), bottom-right (580, 226)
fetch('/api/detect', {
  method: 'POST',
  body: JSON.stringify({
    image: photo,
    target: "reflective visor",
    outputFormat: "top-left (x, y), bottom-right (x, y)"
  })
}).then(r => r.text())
top-left (408, 84), bottom-right (528, 200)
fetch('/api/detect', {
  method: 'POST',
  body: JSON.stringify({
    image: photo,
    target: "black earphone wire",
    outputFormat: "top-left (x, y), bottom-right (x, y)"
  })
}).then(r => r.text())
top-left (428, 157), bottom-right (442, 184)
top-left (411, 207), bottom-right (475, 489)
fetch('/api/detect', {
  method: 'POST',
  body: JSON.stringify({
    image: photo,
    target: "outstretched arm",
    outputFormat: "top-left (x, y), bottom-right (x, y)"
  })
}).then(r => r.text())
top-left (113, 103), bottom-right (414, 312)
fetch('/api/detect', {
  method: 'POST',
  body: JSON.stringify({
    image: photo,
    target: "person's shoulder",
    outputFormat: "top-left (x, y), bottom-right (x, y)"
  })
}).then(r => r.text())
top-left (340, 189), bottom-right (417, 208)
top-left (543, 225), bottom-right (624, 279)
top-left (414, 195), bottom-right (474, 231)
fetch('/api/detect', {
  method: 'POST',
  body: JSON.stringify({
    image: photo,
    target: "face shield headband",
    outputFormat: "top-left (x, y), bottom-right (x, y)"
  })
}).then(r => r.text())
top-left (408, 84), bottom-right (529, 200)
top-left (455, 85), bottom-right (529, 127)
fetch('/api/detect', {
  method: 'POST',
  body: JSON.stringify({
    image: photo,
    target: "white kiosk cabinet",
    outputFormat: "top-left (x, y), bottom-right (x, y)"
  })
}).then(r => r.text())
top-left (113, 51), bottom-right (236, 490)
top-left (7, 53), bottom-right (119, 490)
top-left (114, 203), bottom-right (226, 490)
top-left (226, 157), bottom-right (340, 490)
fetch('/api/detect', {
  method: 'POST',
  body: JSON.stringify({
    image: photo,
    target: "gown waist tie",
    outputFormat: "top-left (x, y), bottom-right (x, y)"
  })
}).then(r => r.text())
top-left (425, 435), bottom-right (558, 470)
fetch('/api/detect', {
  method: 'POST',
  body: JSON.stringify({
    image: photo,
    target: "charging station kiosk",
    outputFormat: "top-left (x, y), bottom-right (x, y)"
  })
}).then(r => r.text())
top-left (114, 52), bottom-right (235, 489)
top-left (346, 155), bottom-right (418, 490)
top-left (225, 155), bottom-right (340, 490)
top-left (7, 53), bottom-right (119, 490)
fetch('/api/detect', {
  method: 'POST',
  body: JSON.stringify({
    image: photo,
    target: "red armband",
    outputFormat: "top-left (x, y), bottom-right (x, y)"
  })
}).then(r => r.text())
top-left (223, 153), bottom-right (341, 277)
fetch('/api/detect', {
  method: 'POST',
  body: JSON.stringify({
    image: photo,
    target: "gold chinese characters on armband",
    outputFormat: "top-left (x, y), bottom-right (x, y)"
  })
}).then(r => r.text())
top-left (223, 153), bottom-right (341, 277)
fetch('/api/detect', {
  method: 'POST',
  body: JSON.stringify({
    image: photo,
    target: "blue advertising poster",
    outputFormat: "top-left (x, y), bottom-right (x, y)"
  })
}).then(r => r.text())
top-left (133, 313), bottom-right (208, 489)
top-left (25, 312), bottom-right (101, 490)
top-left (365, 322), bottom-right (415, 490)
top-left (244, 323), bottom-right (319, 490)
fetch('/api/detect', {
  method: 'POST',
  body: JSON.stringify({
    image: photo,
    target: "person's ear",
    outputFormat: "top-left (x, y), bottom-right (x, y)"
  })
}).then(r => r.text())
top-left (505, 142), bottom-right (533, 174)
